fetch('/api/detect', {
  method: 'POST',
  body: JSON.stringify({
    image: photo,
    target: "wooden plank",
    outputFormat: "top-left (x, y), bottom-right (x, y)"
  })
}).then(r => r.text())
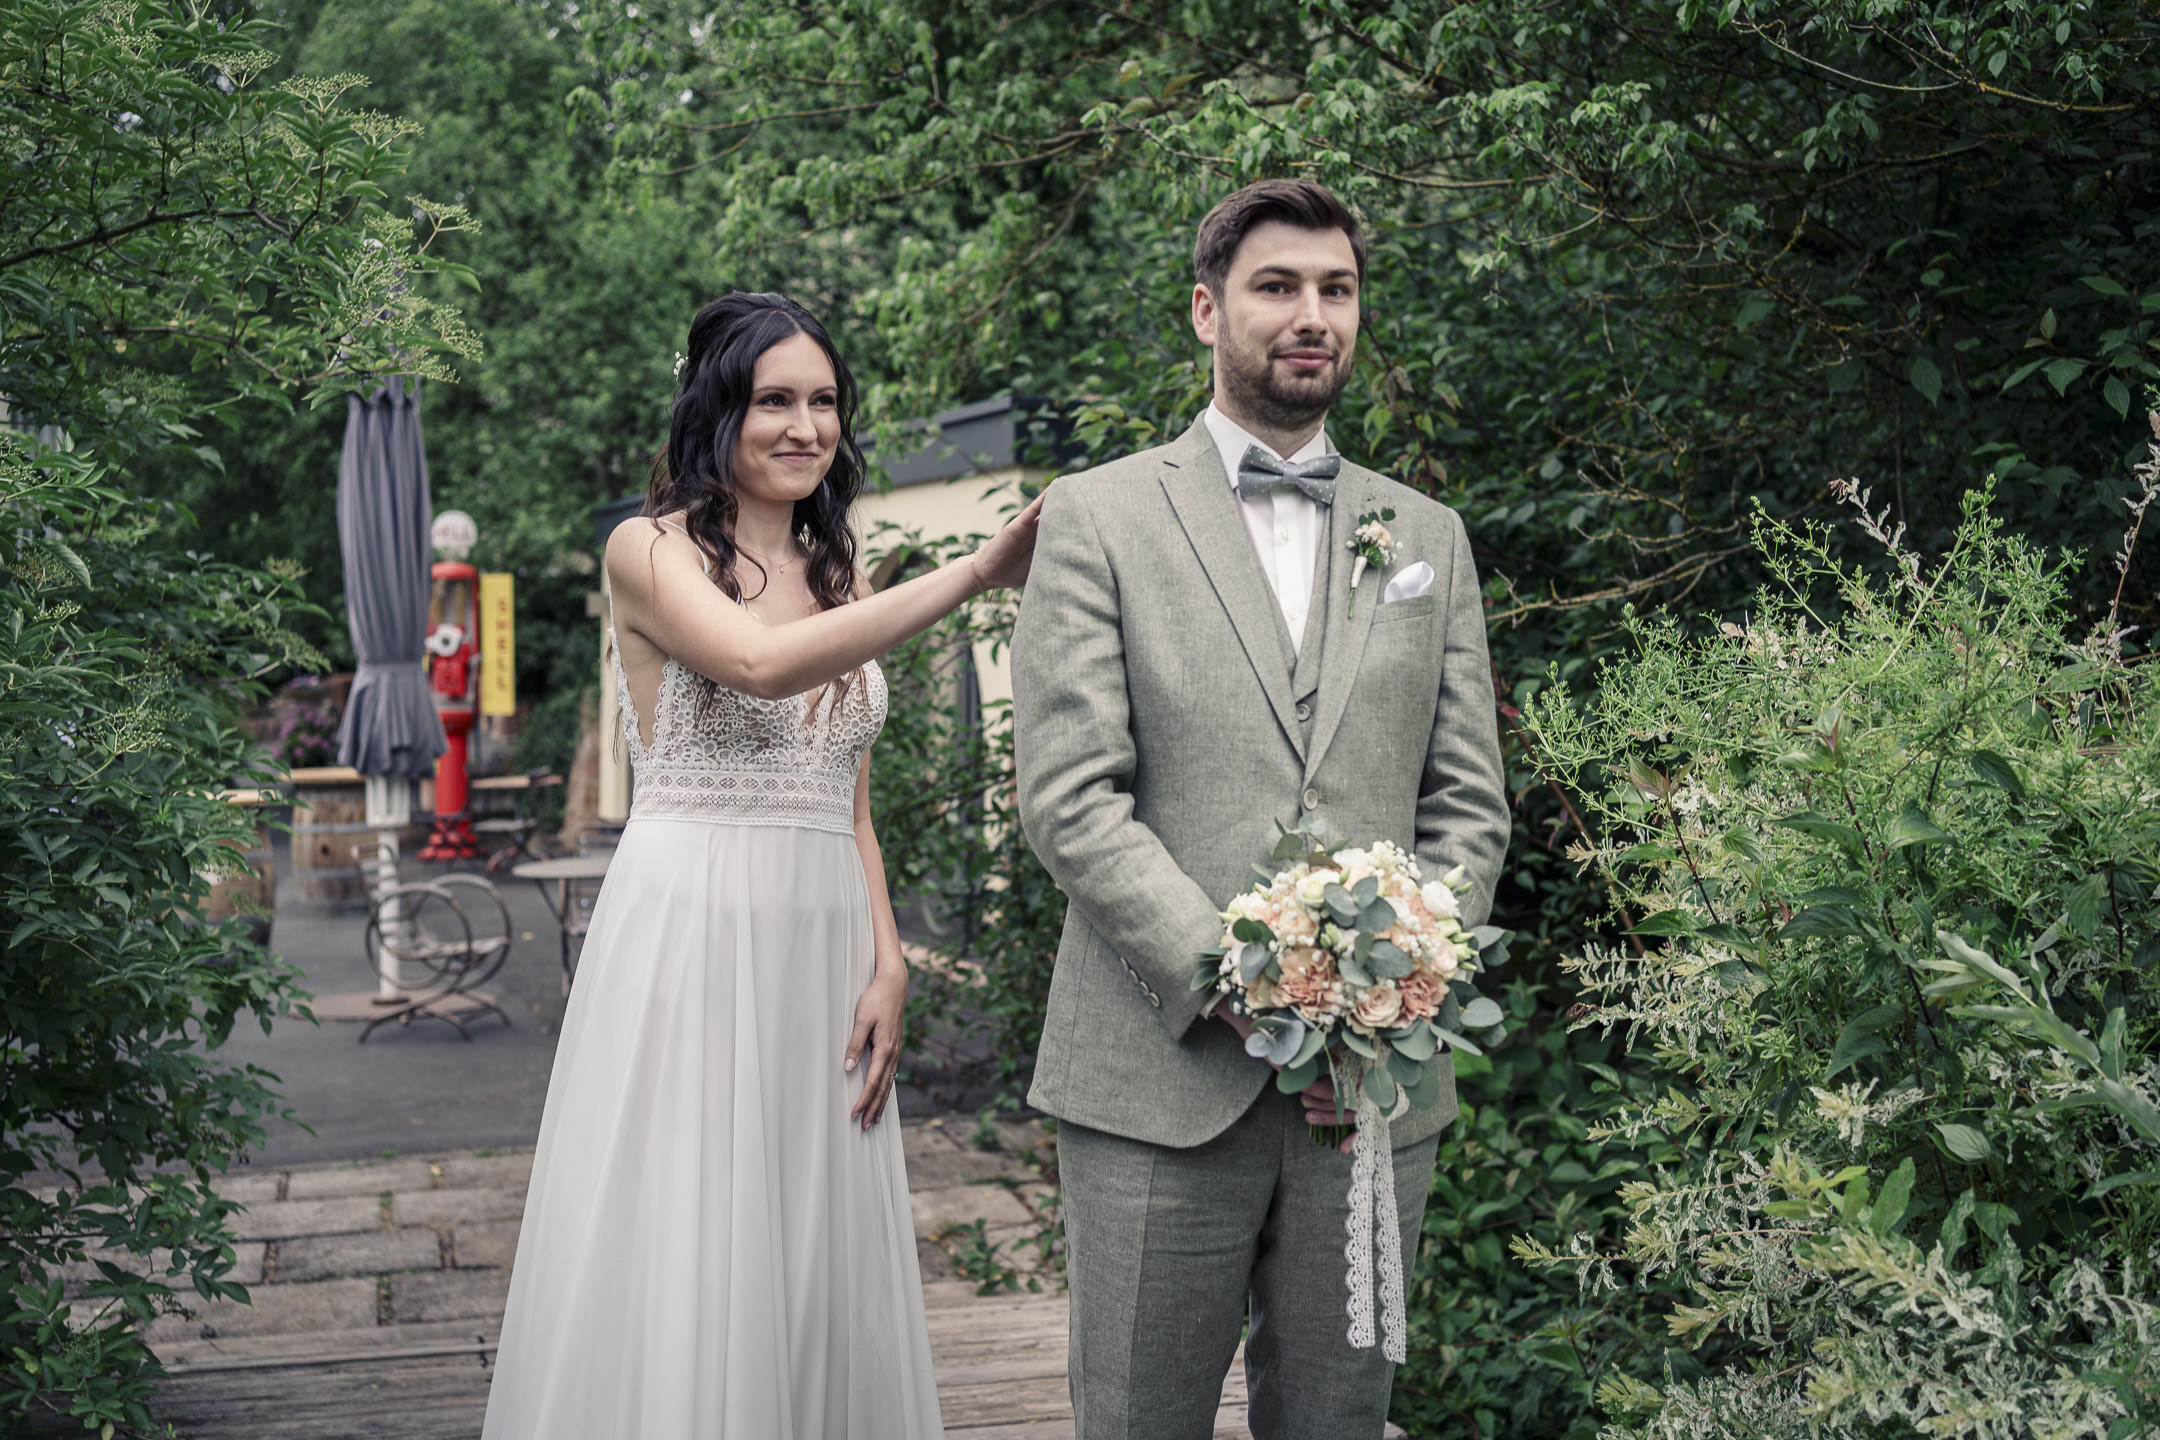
top-left (158, 1320), bottom-right (500, 1369)
top-left (155, 1355), bottom-right (490, 1439)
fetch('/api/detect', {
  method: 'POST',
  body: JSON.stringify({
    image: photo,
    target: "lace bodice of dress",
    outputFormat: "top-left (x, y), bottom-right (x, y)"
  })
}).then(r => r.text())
top-left (611, 632), bottom-right (886, 836)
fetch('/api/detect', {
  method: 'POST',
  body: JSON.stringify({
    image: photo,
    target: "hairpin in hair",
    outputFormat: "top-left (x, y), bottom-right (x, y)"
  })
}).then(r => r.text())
top-left (673, 351), bottom-right (688, 378)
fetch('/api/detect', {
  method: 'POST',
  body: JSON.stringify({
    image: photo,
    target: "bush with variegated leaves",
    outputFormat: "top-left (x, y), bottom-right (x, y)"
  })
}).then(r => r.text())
top-left (1516, 441), bottom-right (2160, 1438)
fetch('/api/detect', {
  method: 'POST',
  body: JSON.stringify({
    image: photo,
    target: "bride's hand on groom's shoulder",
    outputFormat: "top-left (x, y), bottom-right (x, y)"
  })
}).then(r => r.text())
top-left (969, 492), bottom-right (1047, 592)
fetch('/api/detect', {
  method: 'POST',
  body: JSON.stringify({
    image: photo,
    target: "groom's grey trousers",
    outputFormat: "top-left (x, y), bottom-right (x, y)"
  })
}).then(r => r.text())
top-left (1012, 421), bottom-right (1511, 1440)
top-left (1060, 1091), bottom-right (1440, 1439)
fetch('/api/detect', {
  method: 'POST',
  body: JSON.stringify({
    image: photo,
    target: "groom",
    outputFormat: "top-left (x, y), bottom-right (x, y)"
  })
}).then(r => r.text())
top-left (1012, 178), bottom-right (1511, 1438)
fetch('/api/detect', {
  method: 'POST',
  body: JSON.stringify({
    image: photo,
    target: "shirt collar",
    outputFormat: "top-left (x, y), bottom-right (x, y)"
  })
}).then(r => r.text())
top-left (1202, 402), bottom-right (1332, 490)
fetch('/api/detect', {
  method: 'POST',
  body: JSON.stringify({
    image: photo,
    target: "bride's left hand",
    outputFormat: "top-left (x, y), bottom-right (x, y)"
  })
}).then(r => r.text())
top-left (845, 968), bottom-right (909, 1129)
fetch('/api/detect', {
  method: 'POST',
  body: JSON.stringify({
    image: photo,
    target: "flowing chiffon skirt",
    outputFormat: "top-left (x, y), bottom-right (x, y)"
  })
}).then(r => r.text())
top-left (480, 817), bottom-right (942, 1439)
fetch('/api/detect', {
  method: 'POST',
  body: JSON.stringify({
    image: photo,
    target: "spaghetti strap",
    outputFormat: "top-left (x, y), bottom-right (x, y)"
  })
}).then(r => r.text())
top-left (653, 517), bottom-right (713, 578)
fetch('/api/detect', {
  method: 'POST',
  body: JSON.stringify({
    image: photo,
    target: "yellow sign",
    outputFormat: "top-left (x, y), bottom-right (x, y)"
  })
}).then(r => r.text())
top-left (479, 572), bottom-right (515, 716)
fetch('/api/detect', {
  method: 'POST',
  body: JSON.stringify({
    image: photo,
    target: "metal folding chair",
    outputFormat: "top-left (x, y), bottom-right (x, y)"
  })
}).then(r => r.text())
top-left (353, 847), bottom-right (515, 1042)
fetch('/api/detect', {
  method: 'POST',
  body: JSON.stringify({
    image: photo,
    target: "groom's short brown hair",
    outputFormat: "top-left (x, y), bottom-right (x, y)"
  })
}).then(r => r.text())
top-left (1192, 179), bottom-right (1365, 296)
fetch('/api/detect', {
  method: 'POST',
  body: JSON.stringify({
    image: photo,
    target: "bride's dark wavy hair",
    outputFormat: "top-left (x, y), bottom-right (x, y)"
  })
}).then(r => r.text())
top-left (645, 291), bottom-right (864, 614)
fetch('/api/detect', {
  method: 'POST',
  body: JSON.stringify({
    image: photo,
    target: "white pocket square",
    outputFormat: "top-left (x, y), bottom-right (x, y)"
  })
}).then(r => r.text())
top-left (1381, 560), bottom-right (1434, 603)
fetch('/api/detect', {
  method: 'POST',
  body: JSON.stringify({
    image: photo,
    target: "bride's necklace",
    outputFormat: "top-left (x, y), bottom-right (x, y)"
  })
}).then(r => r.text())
top-left (736, 540), bottom-right (805, 576)
top-left (735, 540), bottom-right (807, 622)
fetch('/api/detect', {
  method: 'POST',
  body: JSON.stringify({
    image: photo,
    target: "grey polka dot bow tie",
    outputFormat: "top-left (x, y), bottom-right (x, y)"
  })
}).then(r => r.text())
top-left (1234, 445), bottom-right (1340, 505)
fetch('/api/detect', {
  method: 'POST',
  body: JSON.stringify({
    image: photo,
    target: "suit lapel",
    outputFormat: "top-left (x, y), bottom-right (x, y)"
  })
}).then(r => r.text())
top-left (1303, 466), bottom-right (1381, 781)
top-left (1157, 422), bottom-right (1306, 762)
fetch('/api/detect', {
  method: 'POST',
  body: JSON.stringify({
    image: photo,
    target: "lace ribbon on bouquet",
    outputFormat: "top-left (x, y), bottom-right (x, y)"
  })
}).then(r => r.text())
top-left (1343, 1058), bottom-right (1409, 1364)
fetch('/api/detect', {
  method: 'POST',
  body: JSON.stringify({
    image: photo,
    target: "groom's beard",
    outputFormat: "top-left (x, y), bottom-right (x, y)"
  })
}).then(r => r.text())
top-left (1214, 333), bottom-right (1353, 436)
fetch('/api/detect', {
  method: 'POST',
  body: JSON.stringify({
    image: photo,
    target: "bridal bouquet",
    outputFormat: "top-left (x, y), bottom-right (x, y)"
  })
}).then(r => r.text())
top-left (1191, 815), bottom-right (1509, 1361)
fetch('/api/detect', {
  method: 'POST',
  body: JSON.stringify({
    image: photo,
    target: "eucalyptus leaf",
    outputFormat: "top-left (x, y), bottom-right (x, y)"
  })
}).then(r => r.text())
top-left (1460, 996), bottom-right (1504, 1029)
top-left (1431, 1027), bottom-right (1484, 1057)
top-left (1386, 1046), bottom-right (1423, 1088)
top-left (1366, 939), bottom-right (1413, 979)
top-left (1276, 1059), bottom-right (1320, 1094)
top-left (1266, 1018), bottom-right (1307, 1067)
top-left (1401, 1062), bottom-right (1443, 1110)
top-left (1392, 1025), bottom-right (1438, 1062)
top-left (1363, 1062), bottom-right (1397, 1111)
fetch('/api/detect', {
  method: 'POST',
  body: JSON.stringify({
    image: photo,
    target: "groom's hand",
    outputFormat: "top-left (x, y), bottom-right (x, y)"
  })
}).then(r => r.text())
top-left (1220, 1011), bottom-right (1356, 1150)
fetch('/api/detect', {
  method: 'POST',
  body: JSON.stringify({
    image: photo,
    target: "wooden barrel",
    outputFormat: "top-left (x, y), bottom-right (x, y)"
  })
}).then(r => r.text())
top-left (204, 790), bottom-right (278, 945)
top-left (289, 767), bottom-right (369, 910)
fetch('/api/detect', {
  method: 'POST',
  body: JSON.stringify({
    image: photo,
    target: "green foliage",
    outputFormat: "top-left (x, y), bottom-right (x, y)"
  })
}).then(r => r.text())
top-left (1, 0), bottom-right (465, 1425)
top-left (1399, 1020), bottom-right (1692, 1440)
top-left (0, 443), bottom-right (317, 1433)
top-left (864, 521), bottom-right (1067, 1100)
top-left (1516, 458), bottom-right (2160, 1436)
top-left (581, 0), bottom-right (2157, 629)
top-left (2, 0), bottom-right (480, 452)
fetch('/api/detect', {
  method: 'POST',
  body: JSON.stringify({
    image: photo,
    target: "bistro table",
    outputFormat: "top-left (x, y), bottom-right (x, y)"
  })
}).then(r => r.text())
top-left (511, 853), bottom-right (614, 994)
top-left (471, 772), bottom-right (563, 875)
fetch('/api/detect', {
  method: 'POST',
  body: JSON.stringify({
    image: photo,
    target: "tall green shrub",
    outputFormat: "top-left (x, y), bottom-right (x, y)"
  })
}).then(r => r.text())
top-left (1517, 433), bottom-right (2160, 1437)
top-left (0, 446), bottom-right (320, 1432)
top-left (1, 0), bottom-right (476, 1426)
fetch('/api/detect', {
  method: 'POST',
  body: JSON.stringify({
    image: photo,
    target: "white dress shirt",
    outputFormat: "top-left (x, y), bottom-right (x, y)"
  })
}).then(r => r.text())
top-left (1201, 403), bottom-right (1332, 655)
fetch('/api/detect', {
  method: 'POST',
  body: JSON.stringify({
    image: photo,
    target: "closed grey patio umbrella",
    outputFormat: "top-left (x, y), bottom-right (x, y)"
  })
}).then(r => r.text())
top-left (335, 377), bottom-right (445, 778)
top-left (333, 378), bottom-right (445, 1005)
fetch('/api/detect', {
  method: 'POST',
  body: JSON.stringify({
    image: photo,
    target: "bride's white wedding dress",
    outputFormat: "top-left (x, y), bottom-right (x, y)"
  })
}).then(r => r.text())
top-left (481, 602), bottom-right (942, 1437)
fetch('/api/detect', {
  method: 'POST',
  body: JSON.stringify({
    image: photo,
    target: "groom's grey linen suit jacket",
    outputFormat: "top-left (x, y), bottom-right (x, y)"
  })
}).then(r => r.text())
top-left (1013, 419), bottom-right (1511, 1152)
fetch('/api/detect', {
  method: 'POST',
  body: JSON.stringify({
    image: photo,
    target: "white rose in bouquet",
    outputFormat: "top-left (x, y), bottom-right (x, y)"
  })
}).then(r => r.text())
top-left (1294, 867), bottom-right (1334, 908)
top-left (1420, 878), bottom-right (1461, 920)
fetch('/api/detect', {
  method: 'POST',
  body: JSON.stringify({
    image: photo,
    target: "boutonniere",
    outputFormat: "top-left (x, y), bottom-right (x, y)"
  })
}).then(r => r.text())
top-left (1346, 508), bottom-right (1398, 617)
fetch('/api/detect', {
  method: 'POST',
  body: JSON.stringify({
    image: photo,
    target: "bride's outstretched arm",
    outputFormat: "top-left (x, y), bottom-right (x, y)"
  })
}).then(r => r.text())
top-left (606, 494), bottom-right (1043, 701)
top-left (845, 754), bottom-right (908, 1130)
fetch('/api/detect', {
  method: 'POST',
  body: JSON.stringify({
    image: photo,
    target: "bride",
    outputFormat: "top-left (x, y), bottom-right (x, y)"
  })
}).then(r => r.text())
top-left (481, 291), bottom-right (1041, 1438)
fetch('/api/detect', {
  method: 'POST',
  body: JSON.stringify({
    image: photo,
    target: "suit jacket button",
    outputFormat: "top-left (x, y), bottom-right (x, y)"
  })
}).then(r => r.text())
top-left (1302, 787), bottom-right (1321, 811)
top-left (1295, 701), bottom-right (1312, 722)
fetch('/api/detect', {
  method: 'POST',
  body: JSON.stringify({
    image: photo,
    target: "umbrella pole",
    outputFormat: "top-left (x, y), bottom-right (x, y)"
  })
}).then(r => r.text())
top-left (366, 777), bottom-right (412, 999)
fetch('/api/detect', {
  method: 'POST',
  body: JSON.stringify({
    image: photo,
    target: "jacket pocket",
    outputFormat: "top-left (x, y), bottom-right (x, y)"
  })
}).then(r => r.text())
top-left (1371, 594), bottom-right (1437, 625)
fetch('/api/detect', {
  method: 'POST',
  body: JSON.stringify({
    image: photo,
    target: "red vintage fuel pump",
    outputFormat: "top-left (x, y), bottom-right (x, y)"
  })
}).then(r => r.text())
top-left (420, 512), bottom-right (483, 860)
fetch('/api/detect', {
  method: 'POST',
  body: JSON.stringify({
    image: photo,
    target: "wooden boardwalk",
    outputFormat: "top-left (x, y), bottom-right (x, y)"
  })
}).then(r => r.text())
top-left (144, 1283), bottom-right (1264, 1438)
top-left (35, 1125), bottom-right (1404, 1439)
